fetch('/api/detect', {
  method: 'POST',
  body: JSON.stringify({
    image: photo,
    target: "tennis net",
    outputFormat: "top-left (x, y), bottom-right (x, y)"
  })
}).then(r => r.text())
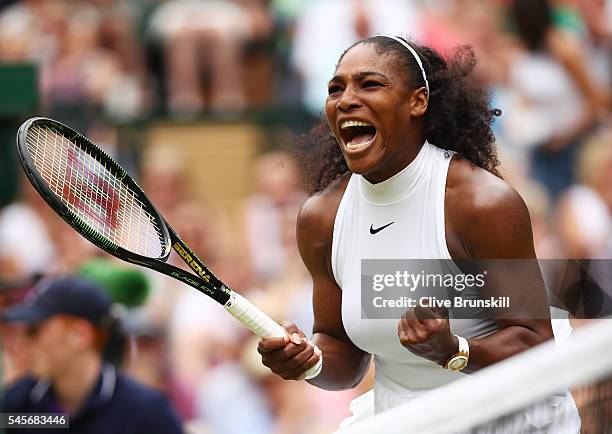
top-left (342, 319), bottom-right (612, 434)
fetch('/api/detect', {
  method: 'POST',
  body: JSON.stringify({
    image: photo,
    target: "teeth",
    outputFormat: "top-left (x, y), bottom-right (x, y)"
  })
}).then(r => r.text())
top-left (346, 136), bottom-right (375, 150)
top-left (341, 120), bottom-right (372, 129)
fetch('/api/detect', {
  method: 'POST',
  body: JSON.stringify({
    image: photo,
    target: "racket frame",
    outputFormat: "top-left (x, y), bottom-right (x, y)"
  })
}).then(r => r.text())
top-left (16, 117), bottom-right (323, 378)
top-left (16, 117), bottom-right (230, 304)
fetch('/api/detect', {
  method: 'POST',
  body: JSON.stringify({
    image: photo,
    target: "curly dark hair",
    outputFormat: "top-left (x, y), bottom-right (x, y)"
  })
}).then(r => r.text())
top-left (298, 36), bottom-right (502, 194)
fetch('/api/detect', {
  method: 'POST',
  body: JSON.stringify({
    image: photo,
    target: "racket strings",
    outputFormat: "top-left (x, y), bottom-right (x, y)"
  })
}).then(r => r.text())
top-left (26, 125), bottom-right (165, 258)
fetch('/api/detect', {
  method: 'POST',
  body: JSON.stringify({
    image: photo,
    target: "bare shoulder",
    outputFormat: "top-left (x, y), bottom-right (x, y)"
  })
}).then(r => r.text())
top-left (445, 157), bottom-right (534, 258)
top-left (446, 157), bottom-right (527, 217)
top-left (297, 174), bottom-right (351, 252)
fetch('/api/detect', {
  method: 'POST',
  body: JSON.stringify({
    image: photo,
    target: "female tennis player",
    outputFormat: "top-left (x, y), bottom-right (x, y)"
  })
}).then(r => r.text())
top-left (258, 36), bottom-right (579, 430)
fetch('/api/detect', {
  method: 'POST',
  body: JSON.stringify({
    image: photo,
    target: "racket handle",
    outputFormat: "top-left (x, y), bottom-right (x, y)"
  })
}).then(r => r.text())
top-left (225, 291), bottom-right (323, 380)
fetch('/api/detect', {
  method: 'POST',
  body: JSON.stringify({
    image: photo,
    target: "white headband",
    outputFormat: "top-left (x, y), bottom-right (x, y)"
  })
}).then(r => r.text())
top-left (375, 35), bottom-right (429, 95)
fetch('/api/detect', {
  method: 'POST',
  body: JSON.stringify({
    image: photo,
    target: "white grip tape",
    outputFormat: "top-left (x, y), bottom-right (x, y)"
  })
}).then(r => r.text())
top-left (225, 292), bottom-right (323, 380)
top-left (224, 291), bottom-right (285, 338)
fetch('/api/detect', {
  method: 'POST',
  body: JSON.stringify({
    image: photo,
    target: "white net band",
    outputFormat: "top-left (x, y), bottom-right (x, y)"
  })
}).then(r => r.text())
top-left (341, 319), bottom-right (612, 434)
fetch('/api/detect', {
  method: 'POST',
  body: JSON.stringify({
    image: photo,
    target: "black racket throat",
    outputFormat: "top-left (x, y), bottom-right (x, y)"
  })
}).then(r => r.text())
top-left (166, 228), bottom-right (231, 305)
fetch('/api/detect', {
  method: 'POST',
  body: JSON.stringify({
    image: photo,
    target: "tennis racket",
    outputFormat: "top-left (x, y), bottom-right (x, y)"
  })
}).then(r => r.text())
top-left (16, 117), bottom-right (322, 379)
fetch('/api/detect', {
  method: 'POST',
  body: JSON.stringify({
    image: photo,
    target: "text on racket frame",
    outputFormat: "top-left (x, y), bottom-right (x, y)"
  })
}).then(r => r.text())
top-left (173, 242), bottom-right (211, 283)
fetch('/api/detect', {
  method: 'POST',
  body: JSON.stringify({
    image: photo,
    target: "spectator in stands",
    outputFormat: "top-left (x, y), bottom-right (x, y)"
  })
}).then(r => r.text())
top-left (244, 151), bottom-right (306, 281)
top-left (575, 0), bottom-right (612, 97)
top-left (556, 185), bottom-right (611, 259)
top-left (0, 321), bottom-right (31, 387)
top-left (0, 175), bottom-right (99, 280)
top-left (1, 277), bottom-right (184, 434)
top-left (0, 281), bottom-right (33, 386)
top-left (0, 0), bottom-right (147, 123)
top-left (0, 177), bottom-right (59, 280)
top-left (148, 0), bottom-right (272, 117)
top-left (503, 0), bottom-right (607, 200)
top-left (291, 0), bottom-right (421, 113)
top-left (577, 126), bottom-right (612, 216)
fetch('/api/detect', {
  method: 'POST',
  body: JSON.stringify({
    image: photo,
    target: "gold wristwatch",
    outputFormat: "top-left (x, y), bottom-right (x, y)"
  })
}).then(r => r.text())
top-left (444, 335), bottom-right (469, 371)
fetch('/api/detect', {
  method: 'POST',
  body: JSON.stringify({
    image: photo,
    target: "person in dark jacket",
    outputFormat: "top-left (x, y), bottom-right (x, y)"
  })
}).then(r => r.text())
top-left (1, 276), bottom-right (184, 434)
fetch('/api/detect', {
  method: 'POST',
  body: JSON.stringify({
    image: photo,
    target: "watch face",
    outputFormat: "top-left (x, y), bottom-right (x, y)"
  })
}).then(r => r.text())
top-left (448, 356), bottom-right (468, 371)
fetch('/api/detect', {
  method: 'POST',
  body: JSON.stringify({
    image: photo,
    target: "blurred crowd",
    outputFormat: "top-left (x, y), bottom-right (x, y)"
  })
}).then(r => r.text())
top-left (0, 0), bottom-right (611, 433)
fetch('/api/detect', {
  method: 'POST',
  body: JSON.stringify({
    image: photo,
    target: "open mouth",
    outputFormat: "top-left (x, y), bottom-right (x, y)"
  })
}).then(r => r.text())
top-left (339, 120), bottom-right (377, 151)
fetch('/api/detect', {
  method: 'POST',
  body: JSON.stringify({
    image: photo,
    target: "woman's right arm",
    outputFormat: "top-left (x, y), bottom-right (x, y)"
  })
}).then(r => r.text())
top-left (258, 188), bottom-right (371, 390)
top-left (297, 195), bottom-right (371, 390)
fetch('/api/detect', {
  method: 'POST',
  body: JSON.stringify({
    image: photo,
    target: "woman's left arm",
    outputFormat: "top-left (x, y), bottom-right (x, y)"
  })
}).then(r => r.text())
top-left (398, 162), bottom-right (553, 373)
top-left (453, 169), bottom-right (554, 374)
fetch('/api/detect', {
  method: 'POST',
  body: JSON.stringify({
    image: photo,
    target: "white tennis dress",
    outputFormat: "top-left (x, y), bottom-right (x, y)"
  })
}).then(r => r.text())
top-left (330, 141), bottom-right (579, 431)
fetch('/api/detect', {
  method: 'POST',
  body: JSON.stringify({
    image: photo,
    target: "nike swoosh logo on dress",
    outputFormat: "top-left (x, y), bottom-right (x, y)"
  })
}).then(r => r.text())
top-left (370, 222), bottom-right (394, 234)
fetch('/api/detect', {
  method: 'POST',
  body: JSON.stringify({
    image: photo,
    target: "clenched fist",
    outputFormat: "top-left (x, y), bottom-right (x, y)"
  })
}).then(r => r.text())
top-left (257, 321), bottom-right (322, 380)
top-left (397, 305), bottom-right (458, 366)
